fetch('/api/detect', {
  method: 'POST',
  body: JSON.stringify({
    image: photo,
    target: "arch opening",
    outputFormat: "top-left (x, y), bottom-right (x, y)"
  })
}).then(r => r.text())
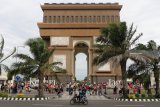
top-left (74, 42), bottom-right (89, 81)
top-left (75, 53), bottom-right (87, 81)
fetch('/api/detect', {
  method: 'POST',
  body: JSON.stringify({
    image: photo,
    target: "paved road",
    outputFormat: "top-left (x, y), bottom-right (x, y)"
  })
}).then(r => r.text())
top-left (53, 91), bottom-right (108, 100)
top-left (0, 100), bottom-right (160, 107)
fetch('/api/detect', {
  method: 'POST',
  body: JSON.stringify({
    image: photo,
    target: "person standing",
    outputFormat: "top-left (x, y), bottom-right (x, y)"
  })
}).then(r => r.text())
top-left (1, 83), bottom-right (4, 92)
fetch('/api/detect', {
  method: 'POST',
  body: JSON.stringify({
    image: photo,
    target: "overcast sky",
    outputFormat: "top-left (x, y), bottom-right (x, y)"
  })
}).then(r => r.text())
top-left (0, 0), bottom-right (160, 80)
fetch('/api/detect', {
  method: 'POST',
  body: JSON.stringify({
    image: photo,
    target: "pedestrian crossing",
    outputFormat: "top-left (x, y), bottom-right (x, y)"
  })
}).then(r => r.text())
top-left (53, 92), bottom-right (109, 100)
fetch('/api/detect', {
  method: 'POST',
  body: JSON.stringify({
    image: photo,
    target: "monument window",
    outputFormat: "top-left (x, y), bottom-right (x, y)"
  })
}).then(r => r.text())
top-left (116, 15), bottom-right (119, 22)
top-left (75, 16), bottom-right (78, 22)
top-left (71, 16), bottom-right (74, 22)
top-left (107, 16), bottom-right (110, 22)
top-left (84, 16), bottom-right (87, 22)
top-left (62, 16), bottom-right (65, 23)
top-left (49, 16), bottom-right (52, 23)
top-left (97, 16), bottom-right (101, 22)
top-left (66, 16), bottom-right (69, 23)
top-left (53, 16), bottom-right (56, 23)
top-left (80, 16), bottom-right (83, 22)
top-left (43, 16), bottom-right (47, 23)
top-left (111, 16), bottom-right (114, 22)
top-left (93, 16), bottom-right (96, 22)
top-left (57, 16), bottom-right (60, 23)
top-left (102, 16), bottom-right (105, 22)
top-left (89, 16), bottom-right (92, 23)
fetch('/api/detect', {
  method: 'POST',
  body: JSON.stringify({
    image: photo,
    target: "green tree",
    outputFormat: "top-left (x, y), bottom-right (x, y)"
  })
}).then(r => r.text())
top-left (131, 40), bottom-right (160, 97)
top-left (9, 38), bottom-right (65, 97)
top-left (84, 76), bottom-right (87, 81)
top-left (128, 61), bottom-right (152, 94)
top-left (93, 22), bottom-right (148, 97)
top-left (0, 36), bottom-right (15, 74)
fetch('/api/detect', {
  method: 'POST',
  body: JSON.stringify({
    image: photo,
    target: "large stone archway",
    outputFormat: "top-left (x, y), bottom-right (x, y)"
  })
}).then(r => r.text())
top-left (74, 42), bottom-right (89, 81)
top-left (38, 3), bottom-right (122, 83)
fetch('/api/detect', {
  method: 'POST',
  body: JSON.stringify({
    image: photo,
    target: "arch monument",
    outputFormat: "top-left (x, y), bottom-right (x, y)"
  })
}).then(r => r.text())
top-left (38, 3), bottom-right (122, 83)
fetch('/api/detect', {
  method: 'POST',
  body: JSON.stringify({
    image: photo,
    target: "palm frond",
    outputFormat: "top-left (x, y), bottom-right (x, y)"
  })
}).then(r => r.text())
top-left (14, 53), bottom-right (35, 62)
top-left (108, 54), bottom-right (124, 68)
top-left (0, 35), bottom-right (4, 53)
top-left (40, 48), bottom-right (54, 64)
top-left (26, 38), bottom-right (45, 61)
top-left (0, 47), bottom-right (16, 63)
top-left (128, 52), bottom-right (151, 63)
top-left (130, 33), bottom-right (143, 46)
top-left (0, 63), bottom-right (10, 72)
top-left (93, 46), bottom-right (122, 66)
top-left (96, 34), bottom-right (109, 45)
top-left (127, 23), bottom-right (137, 42)
top-left (0, 53), bottom-right (4, 60)
top-left (11, 61), bottom-right (38, 76)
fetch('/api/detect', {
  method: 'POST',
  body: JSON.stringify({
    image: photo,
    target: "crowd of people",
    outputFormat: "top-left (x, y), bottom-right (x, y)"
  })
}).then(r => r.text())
top-left (0, 81), bottom-right (25, 94)
top-left (66, 82), bottom-right (107, 96)
top-left (0, 79), bottom-right (145, 98)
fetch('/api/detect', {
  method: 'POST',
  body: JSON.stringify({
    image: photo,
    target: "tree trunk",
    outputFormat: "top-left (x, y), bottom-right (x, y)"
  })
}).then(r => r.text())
top-left (38, 70), bottom-right (44, 97)
top-left (154, 70), bottom-right (160, 96)
top-left (120, 58), bottom-right (128, 98)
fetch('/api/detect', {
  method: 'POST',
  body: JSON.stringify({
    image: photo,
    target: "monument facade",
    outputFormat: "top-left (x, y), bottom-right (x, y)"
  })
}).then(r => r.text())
top-left (38, 3), bottom-right (122, 83)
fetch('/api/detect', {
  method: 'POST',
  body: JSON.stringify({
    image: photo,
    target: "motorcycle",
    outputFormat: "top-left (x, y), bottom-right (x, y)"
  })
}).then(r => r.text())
top-left (70, 95), bottom-right (88, 105)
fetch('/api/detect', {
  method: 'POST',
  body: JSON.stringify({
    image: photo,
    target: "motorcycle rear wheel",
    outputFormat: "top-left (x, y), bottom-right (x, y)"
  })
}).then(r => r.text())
top-left (70, 99), bottom-right (75, 105)
top-left (82, 100), bottom-right (88, 105)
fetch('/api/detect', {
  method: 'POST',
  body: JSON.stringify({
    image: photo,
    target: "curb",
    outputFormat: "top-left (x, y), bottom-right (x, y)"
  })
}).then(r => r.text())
top-left (114, 98), bottom-right (160, 102)
top-left (0, 97), bottom-right (50, 101)
top-left (103, 95), bottom-right (112, 99)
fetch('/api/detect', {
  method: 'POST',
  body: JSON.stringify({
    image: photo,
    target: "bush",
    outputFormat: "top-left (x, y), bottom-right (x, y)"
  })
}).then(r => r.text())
top-left (148, 94), bottom-right (154, 99)
top-left (141, 94), bottom-right (146, 98)
top-left (155, 94), bottom-right (160, 98)
top-left (0, 92), bottom-right (8, 97)
top-left (135, 94), bottom-right (139, 98)
top-left (16, 94), bottom-right (25, 98)
top-left (128, 93), bottom-right (136, 99)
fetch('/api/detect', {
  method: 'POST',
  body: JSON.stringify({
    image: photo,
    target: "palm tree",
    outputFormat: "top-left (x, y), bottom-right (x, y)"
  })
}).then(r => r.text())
top-left (93, 22), bottom-right (149, 97)
top-left (127, 61), bottom-right (152, 94)
top-left (9, 38), bottom-right (65, 97)
top-left (147, 40), bottom-right (160, 97)
top-left (132, 40), bottom-right (160, 97)
top-left (0, 35), bottom-right (16, 74)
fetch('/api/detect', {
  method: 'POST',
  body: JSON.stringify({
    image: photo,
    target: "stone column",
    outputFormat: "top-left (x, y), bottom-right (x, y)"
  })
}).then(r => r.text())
top-left (88, 49), bottom-right (92, 82)
top-left (71, 50), bottom-right (75, 81)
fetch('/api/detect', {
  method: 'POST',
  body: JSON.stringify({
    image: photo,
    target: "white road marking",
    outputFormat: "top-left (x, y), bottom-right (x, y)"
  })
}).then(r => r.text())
top-left (33, 104), bottom-right (64, 107)
top-left (115, 105), bottom-right (144, 107)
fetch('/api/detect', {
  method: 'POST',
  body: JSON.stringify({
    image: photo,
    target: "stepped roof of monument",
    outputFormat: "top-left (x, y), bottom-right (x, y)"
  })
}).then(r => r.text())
top-left (41, 3), bottom-right (122, 11)
top-left (44, 3), bottom-right (119, 5)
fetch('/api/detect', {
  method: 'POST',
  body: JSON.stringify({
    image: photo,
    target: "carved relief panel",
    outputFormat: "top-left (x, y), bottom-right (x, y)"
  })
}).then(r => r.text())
top-left (53, 55), bottom-right (66, 69)
top-left (50, 37), bottom-right (69, 46)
